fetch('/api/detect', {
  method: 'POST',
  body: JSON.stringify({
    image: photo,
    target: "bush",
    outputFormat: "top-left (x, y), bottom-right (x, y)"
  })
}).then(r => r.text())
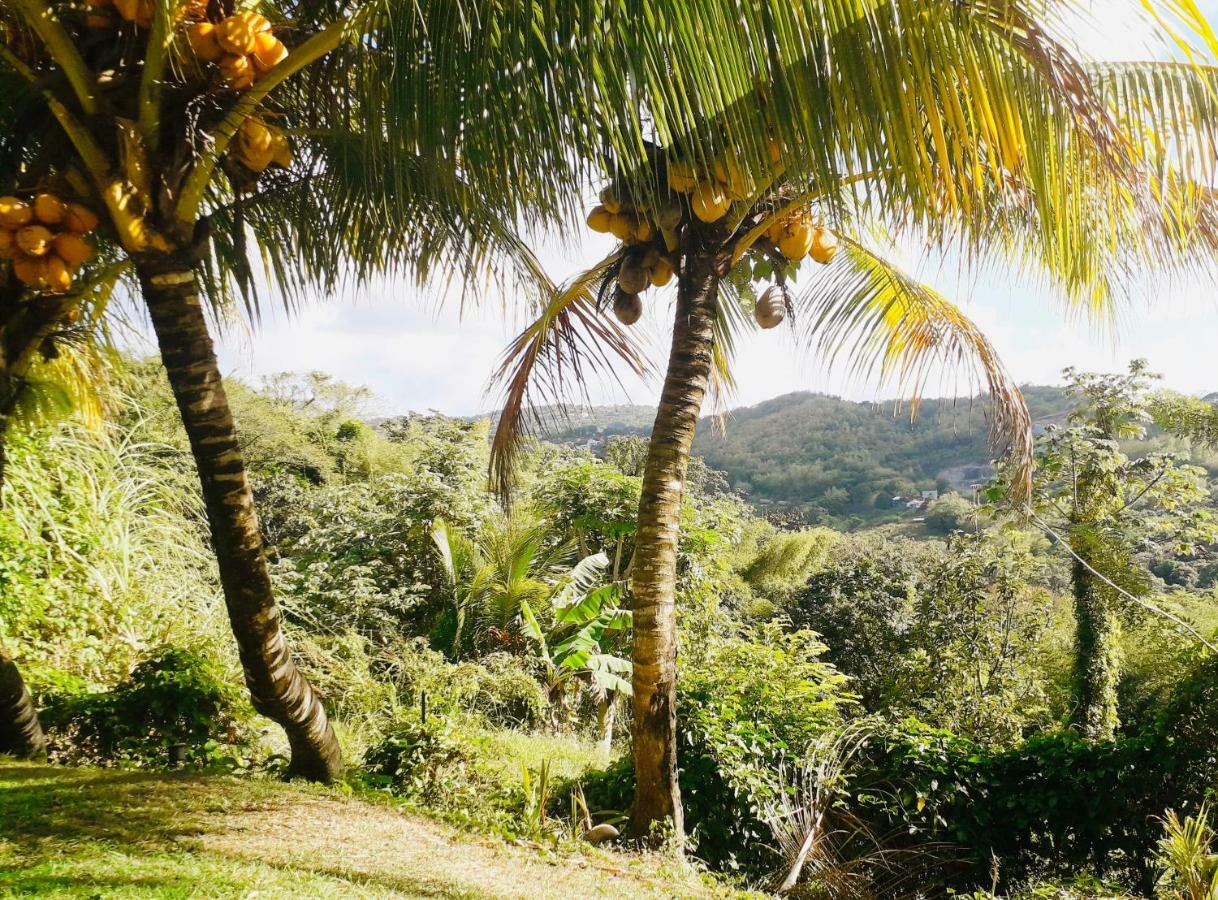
top-left (363, 715), bottom-right (478, 804)
top-left (42, 646), bottom-right (248, 768)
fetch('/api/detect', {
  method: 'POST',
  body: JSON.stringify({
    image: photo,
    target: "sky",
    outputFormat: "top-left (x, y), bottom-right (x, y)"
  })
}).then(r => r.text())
top-left (169, 3), bottom-right (1218, 419)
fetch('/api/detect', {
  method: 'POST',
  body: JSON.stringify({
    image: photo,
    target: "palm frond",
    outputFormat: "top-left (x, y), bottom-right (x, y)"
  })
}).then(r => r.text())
top-left (487, 252), bottom-right (651, 501)
top-left (794, 236), bottom-right (1034, 504)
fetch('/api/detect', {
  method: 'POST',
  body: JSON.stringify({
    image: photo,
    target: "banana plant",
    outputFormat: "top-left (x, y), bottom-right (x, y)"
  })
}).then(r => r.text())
top-left (520, 552), bottom-right (631, 746)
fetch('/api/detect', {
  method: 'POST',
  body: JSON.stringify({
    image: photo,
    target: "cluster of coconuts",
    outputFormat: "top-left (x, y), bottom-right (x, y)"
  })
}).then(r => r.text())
top-left (665, 156), bottom-right (756, 224)
top-left (0, 194), bottom-right (98, 295)
top-left (611, 247), bottom-right (675, 325)
top-left (187, 10), bottom-right (288, 90)
top-left (764, 209), bottom-right (838, 264)
top-left (586, 187), bottom-right (679, 325)
top-left (230, 116), bottom-right (292, 173)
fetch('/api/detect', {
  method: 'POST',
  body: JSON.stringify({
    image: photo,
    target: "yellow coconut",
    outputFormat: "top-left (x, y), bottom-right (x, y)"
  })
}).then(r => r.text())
top-left (53, 233), bottom-right (93, 268)
top-left (650, 257), bottom-right (674, 287)
top-left (586, 205), bottom-right (612, 234)
top-left (270, 132), bottom-right (292, 168)
top-left (63, 202), bottom-right (100, 234)
top-left (0, 229), bottom-right (14, 259)
top-left (631, 217), bottom-right (654, 243)
top-left (16, 225), bottom-right (53, 257)
top-left (219, 53), bottom-right (255, 89)
top-left (188, 21), bottom-right (223, 62)
top-left (216, 14), bottom-right (258, 54)
top-left (666, 161), bottom-right (697, 194)
top-left (0, 197), bottom-right (32, 228)
top-left (599, 186), bottom-right (623, 215)
top-left (32, 193), bottom-right (66, 226)
top-left (691, 181), bottom-right (730, 223)
top-left (12, 255), bottom-right (46, 288)
top-left (607, 212), bottom-right (634, 242)
top-left (810, 226), bottom-right (838, 264)
top-left (43, 255), bottom-right (73, 293)
top-left (778, 222), bottom-right (814, 260)
top-left (767, 136), bottom-right (782, 164)
top-left (613, 290), bottom-right (643, 326)
top-left (238, 117), bottom-right (274, 153)
top-left (251, 32), bottom-right (287, 72)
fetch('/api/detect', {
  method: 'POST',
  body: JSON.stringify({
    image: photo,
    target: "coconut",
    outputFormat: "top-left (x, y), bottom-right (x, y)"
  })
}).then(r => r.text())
top-left (666, 161), bottom-right (697, 194)
top-left (270, 132), bottom-right (292, 168)
top-left (16, 225), bottom-right (53, 257)
top-left (53, 233), bottom-right (93, 268)
top-left (650, 257), bottom-right (674, 287)
top-left (599, 186), bottom-right (623, 214)
top-left (0, 197), bottom-right (32, 228)
top-left (43, 255), bottom-right (72, 293)
top-left (607, 212), bottom-right (634, 242)
top-left (216, 14), bottom-right (259, 54)
top-left (778, 222), bottom-right (814, 260)
top-left (654, 196), bottom-right (683, 231)
top-left (32, 194), bottom-right (66, 226)
top-left (617, 257), bottom-right (650, 294)
top-left (754, 285), bottom-right (787, 329)
top-left (12, 255), bottom-right (46, 288)
top-left (631, 216), bottom-right (654, 243)
top-left (63, 203), bottom-right (100, 234)
top-left (691, 181), bottom-right (730, 223)
top-left (810, 226), bottom-right (839, 264)
top-left (613, 289), bottom-right (643, 326)
top-left (715, 158), bottom-right (754, 201)
top-left (188, 21), bottom-right (223, 61)
top-left (251, 32), bottom-right (288, 72)
top-left (219, 53), bottom-right (255, 89)
top-left (0, 229), bottom-right (14, 259)
top-left (239, 117), bottom-right (275, 153)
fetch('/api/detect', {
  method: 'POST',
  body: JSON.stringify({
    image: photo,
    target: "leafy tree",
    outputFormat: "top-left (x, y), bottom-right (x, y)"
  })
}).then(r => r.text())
top-left (492, 4), bottom-right (1218, 839)
top-left (924, 492), bottom-right (978, 535)
top-left (1013, 362), bottom-right (1218, 740)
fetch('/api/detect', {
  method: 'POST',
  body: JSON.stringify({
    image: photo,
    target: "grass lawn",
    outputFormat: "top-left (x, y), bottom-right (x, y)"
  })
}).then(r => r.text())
top-left (0, 761), bottom-right (737, 898)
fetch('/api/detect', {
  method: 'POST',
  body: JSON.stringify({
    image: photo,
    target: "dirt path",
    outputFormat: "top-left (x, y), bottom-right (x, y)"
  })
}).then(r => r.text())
top-left (0, 763), bottom-right (735, 898)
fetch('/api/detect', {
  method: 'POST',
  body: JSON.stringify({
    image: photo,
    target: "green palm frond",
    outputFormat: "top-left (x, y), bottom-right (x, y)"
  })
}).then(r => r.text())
top-left (488, 251), bottom-right (650, 501)
top-left (793, 236), bottom-right (1034, 503)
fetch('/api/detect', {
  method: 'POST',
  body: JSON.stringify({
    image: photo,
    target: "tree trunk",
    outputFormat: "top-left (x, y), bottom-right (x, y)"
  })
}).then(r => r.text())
top-left (0, 647), bottom-right (46, 760)
top-left (629, 250), bottom-right (718, 846)
top-left (0, 373), bottom-right (48, 760)
top-left (596, 693), bottom-right (616, 757)
top-left (135, 253), bottom-right (342, 782)
top-left (1069, 551), bottom-right (1120, 741)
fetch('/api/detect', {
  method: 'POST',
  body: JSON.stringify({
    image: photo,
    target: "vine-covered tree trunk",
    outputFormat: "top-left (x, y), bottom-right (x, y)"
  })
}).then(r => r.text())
top-left (135, 253), bottom-right (342, 782)
top-left (629, 249), bottom-right (719, 845)
top-left (1070, 551), bottom-right (1120, 741)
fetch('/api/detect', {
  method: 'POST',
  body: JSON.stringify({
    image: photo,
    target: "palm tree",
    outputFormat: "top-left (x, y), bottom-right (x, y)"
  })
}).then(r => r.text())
top-left (491, 1), bottom-right (1218, 841)
top-left (3, 0), bottom-right (837, 779)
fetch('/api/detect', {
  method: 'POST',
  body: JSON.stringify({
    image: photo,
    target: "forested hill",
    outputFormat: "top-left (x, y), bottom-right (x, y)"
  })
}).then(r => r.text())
top-left (536, 386), bottom-right (1075, 526)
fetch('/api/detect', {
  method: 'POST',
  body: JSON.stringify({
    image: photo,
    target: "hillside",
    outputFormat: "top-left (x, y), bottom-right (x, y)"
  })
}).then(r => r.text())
top-left (536, 386), bottom-right (1073, 527)
top-left (0, 763), bottom-right (735, 899)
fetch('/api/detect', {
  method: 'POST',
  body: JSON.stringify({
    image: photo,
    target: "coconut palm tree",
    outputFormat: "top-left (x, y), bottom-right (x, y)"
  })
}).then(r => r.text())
top-left (3, 0), bottom-right (847, 779)
top-left (491, 1), bottom-right (1218, 842)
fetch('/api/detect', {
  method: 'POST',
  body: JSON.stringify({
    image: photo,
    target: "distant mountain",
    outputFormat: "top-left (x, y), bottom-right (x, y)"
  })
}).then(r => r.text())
top-left (537, 386), bottom-right (1075, 528)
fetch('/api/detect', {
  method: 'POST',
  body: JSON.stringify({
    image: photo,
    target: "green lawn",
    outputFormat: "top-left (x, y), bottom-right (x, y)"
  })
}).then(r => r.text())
top-left (0, 761), bottom-right (733, 898)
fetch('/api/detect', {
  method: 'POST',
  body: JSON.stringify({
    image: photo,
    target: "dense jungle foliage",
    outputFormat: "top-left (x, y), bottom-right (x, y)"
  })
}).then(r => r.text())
top-left (4, 357), bottom-right (1218, 897)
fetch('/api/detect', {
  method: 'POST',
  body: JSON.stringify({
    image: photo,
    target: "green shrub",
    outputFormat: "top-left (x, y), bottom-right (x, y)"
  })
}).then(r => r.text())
top-left (42, 646), bottom-right (248, 768)
top-left (363, 715), bottom-right (478, 804)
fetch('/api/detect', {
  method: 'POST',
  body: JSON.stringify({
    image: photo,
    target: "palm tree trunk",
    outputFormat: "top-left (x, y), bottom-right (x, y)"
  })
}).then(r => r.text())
top-left (629, 250), bottom-right (719, 845)
top-left (0, 369), bottom-right (47, 759)
top-left (0, 647), bottom-right (46, 759)
top-left (1069, 550), bottom-right (1120, 741)
top-left (135, 253), bottom-right (342, 782)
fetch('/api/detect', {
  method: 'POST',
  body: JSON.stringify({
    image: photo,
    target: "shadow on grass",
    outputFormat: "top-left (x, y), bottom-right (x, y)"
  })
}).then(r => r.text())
top-left (0, 763), bottom-right (252, 847)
